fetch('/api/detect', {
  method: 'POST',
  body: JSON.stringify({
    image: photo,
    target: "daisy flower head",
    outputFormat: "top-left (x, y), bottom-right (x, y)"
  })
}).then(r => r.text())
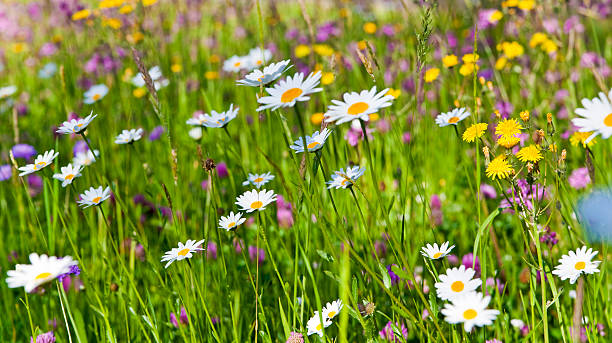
top-left (0, 85), bottom-right (17, 99)
top-left (52, 163), bottom-right (83, 187)
top-left (435, 265), bottom-right (481, 301)
top-left (235, 189), bottom-right (277, 213)
top-left (131, 66), bottom-right (168, 90)
top-left (218, 211), bottom-right (246, 231)
top-left (289, 128), bottom-right (332, 153)
top-left (435, 108), bottom-right (471, 127)
top-left (324, 86), bottom-right (394, 125)
top-left (56, 111), bottom-right (97, 135)
top-left (327, 166), bottom-right (366, 189)
top-left (306, 311), bottom-right (332, 337)
top-left (206, 104), bottom-right (240, 128)
top-left (223, 55), bottom-right (250, 73)
top-left (256, 71), bottom-right (322, 112)
top-left (242, 172), bottom-right (275, 189)
top-left (73, 149), bottom-right (99, 167)
top-left (83, 84), bottom-right (109, 104)
top-left (246, 47), bottom-right (272, 69)
top-left (18, 149), bottom-right (59, 176)
top-left (495, 118), bottom-right (523, 137)
top-left (486, 155), bottom-right (514, 180)
top-left (237, 60), bottom-right (292, 87)
top-left (441, 292), bottom-right (500, 332)
top-left (321, 299), bottom-right (343, 320)
top-left (421, 241), bottom-right (455, 260)
top-left (161, 239), bottom-right (205, 268)
top-left (77, 186), bottom-right (111, 208)
top-left (552, 246), bottom-right (600, 284)
top-left (115, 128), bottom-right (144, 144)
top-left (572, 89), bottom-right (612, 143)
top-left (516, 144), bottom-right (543, 163)
top-left (6, 253), bottom-right (78, 293)
top-left (462, 123), bottom-right (488, 142)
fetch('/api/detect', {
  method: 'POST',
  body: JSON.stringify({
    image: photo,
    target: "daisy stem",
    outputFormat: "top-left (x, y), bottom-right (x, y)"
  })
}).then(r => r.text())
top-left (79, 132), bottom-right (96, 159)
top-left (359, 120), bottom-right (389, 222)
top-left (294, 105), bottom-right (311, 181)
top-left (316, 151), bottom-right (339, 217)
top-left (56, 281), bottom-right (74, 343)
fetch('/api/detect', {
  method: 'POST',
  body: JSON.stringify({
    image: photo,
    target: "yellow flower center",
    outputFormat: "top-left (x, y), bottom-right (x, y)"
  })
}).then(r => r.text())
top-left (348, 101), bottom-right (369, 115)
top-left (448, 116), bottom-right (460, 124)
top-left (327, 311), bottom-right (336, 318)
top-left (574, 261), bottom-right (586, 270)
top-left (257, 77), bottom-right (263, 82)
top-left (433, 252), bottom-right (443, 259)
top-left (281, 87), bottom-right (303, 103)
top-left (93, 93), bottom-right (101, 101)
top-left (65, 174), bottom-right (75, 180)
top-left (307, 142), bottom-right (320, 149)
top-left (251, 201), bottom-right (263, 209)
top-left (316, 323), bottom-right (322, 331)
top-left (234, 62), bottom-right (241, 67)
top-left (92, 196), bottom-right (102, 203)
top-left (451, 281), bottom-right (465, 292)
top-left (604, 113), bottom-right (612, 127)
top-left (35, 272), bottom-right (52, 280)
top-left (177, 248), bottom-right (190, 256)
top-left (463, 309), bottom-right (477, 320)
top-left (228, 222), bottom-right (236, 228)
top-left (35, 162), bottom-right (46, 170)
top-left (253, 177), bottom-right (264, 183)
top-left (341, 178), bottom-right (350, 186)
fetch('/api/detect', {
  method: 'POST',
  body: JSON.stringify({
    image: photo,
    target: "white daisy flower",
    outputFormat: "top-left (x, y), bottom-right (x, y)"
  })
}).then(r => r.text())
top-left (435, 107), bottom-right (471, 127)
top-left (242, 172), bottom-right (275, 189)
top-left (6, 253), bottom-right (78, 293)
top-left (306, 311), bottom-right (332, 337)
top-left (552, 246), bottom-right (601, 284)
top-left (223, 55), bottom-right (250, 73)
top-left (572, 89), bottom-right (612, 143)
top-left (73, 149), bottom-right (99, 167)
top-left (441, 292), bottom-right (500, 332)
top-left (161, 239), bottom-right (205, 268)
top-left (510, 319), bottom-right (525, 329)
top-left (324, 86), bottom-right (394, 125)
top-left (421, 241), bottom-right (455, 260)
top-left (326, 166), bottom-right (366, 189)
top-left (237, 60), bottom-right (292, 87)
top-left (218, 212), bottom-right (246, 231)
top-left (256, 71), bottom-right (322, 112)
top-left (246, 48), bottom-right (273, 70)
top-left (38, 62), bottom-right (58, 79)
top-left (289, 128), bottom-right (332, 153)
top-left (434, 265), bottom-right (481, 301)
top-left (0, 85), bottom-right (17, 99)
top-left (131, 66), bottom-right (168, 90)
top-left (188, 127), bottom-right (203, 140)
top-left (115, 128), bottom-right (144, 144)
top-left (186, 104), bottom-right (239, 128)
top-left (83, 84), bottom-right (109, 104)
top-left (56, 111), bottom-right (97, 135)
top-left (77, 186), bottom-right (111, 208)
top-left (321, 299), bottom-right (343, 320)
top-left (52, 164), bottom-right (83, 187)
top-left (235, 189), bottom-right (277, 213)
top-left (18, 150), bottom-right (59, 176)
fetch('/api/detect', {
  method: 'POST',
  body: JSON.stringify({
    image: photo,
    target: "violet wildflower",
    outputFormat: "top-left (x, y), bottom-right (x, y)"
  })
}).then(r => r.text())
top-left (149, 125), bottom-right (164, 141)
top-left (276, 195), bottom-right (294, 228)
top-left (379, 321), bottom-right (408, 342)
top-left (248, 246), bottom-right (265, 265)
top-left (286, 331), bottom-right (304, 343)
top-left (0, 164), bottom-right (12, 181)
top-left (480, 184), bottom-right (497, 199)
top-left (461, 253), bottom-right (481, 275)
top-left (386, 264), bottom-right (400, 285)
top-left (207, 242), bottom-right (218, 260)
top-left (12, 144), bottom-right (37, 160)
top-left (30, 331), bottom-right (55, 343)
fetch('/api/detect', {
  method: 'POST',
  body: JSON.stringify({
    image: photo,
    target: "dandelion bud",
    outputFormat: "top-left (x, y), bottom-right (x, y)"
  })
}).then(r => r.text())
top-left (560, 149), bottom-right (566, 162)
top-left (527, 162), bottom-right (534, 173)
top-left (546, 112), bottom-right (553, 124)
top-left (520, 110), bottom-right (530, 121)
top-left (537, 129), bottom-right (545, 138)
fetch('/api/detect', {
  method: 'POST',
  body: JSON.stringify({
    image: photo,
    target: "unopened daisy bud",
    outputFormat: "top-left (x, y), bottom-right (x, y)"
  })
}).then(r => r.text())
top-left (520, 110), bottom-right (530, 121)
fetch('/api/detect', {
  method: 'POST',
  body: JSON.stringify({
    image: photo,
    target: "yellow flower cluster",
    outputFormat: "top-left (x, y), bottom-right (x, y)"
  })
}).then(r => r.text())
top-left (530, 33), bottom-right (558, 54)
top-left (459, 53), bottom-right (479, 76)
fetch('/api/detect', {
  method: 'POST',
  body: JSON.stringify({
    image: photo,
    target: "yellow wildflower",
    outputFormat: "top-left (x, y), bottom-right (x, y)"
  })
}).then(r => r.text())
top-left (313, 44), bottom-right (334, 57)
top-left (386, 89), bottom-right (401, 99)
top-left (570, 131), bottom-right (596, 148)
top-left (204, 71), bottom-right (219, 80)
top-left (486, 155), bottom-right (514, 180)
top-left (495, 119), bottom-right (523, 137)
top-left (72, 9), bottom-right (91, 21)
top-left (462, 123), bottom-right (488, 143)
top-left (321, 72), bottom-right (335, 85)
top-left (294, 45), bottom-right (311, 58)
top-left (495, 57), bottom-right (508, 70)
top-left (424, 68), bottom-right (440, 83)
top-left (442, 54), bottom-right (459, 68)
top-left (310, 113), bottom-right (325, 125)
top-left (363, 22), bottom-right (377, 34)
top-left (516, 145), bottom-right (543, 163)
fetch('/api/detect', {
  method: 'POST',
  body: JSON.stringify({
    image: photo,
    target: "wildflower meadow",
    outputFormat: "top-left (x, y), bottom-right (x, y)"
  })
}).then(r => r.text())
top-left (1, 0), bottom-right (612, 342)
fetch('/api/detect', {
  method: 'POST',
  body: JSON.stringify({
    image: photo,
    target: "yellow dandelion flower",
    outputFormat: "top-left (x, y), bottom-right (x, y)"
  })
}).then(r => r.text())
top-left (497, 135), bottom-right (521, 148)
top-left (516, 145), bottom-right (542, 163)
top-left (495, 119), bottom-right (523, 137)
top-left (119, 4), bottom-right (133, 14)
top-left (127, 31), bottom-right (144, 44)
top-left (459, 63), bottom-right (477, 76)
top-left (489, 10), bottom-right (503, 21)
top-left (486, 155), bottom-right (514, 180)
top-left (495, 57), bottom-right (508, 70)
top-left (142, 0), bottom-right (157, 7)
top-left (122, 68), bottom-right (134, 82)
top-left (102, 17), bottom-right (121, 29)
top-left (570, 131), bottom-right (596, 148)
top-left (386, 88), bottom-right (401, 99)
top-left (310, 112), bottom-right (325, 125)
top-left (209, 54), bottom-right (220, 64)
top-left (442, 54), bottom-right (459, 68)
top-left (541, 39), bottom-right (558, 54)
top-left (462, 53), bottom-right (479, 64)
top-left (171, 64), bottom-right (182, 73)
top-left (12, 43), bottom-right (27, 54)
top-left (500, 41), bottom-right (524, 59)
top-left (424, 68), bottom-right (440, 83)
top-left (133, 87), bottom-right (147, 98)
top-left (529, 33), bottom-right (547, 48)
top-left (502, 0), bottom-right (519, 8)
top-left (363, 22), bottom-right (377, 34)
top-left (99, 0), bottom-right (124, 9)
top-left (204, 71), bottom-right (219, 80)
top-left (72, 9), bottom-right (91, 21)
top-left (519, 110), bottom-right (530, 121)
top-left (294, 45), bottom-right (311, 58)
top-left (321, 72), bottom-right (335, 85)
top-left (462, 123), bottom-right (488, 143)
top-left (518, 0), bottom-right (535, 10)
top-left (357, 40), bottom-right (367, 50)
top-left (313, 44), bottom-right (334, 57)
